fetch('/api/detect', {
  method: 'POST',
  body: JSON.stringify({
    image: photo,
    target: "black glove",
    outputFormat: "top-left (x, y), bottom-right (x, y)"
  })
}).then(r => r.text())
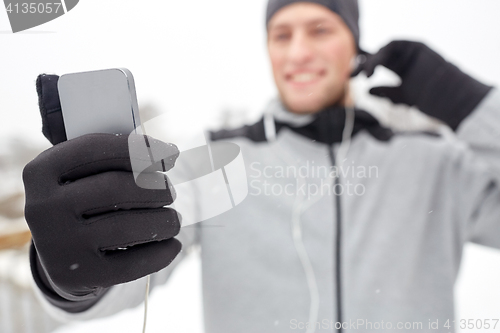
top-left (24, 74), bottom-right (182, 312)
top-left (353, 40), bottom-right (493, 130)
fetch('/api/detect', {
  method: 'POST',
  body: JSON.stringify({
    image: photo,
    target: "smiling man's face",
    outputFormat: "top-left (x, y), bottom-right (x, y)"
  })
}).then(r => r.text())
top-left (267, 2), bottom-right (357, 114)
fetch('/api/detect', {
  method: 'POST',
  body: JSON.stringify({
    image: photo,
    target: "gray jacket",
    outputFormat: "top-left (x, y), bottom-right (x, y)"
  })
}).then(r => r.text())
top-left (34, 88), bottom-right (500, 333)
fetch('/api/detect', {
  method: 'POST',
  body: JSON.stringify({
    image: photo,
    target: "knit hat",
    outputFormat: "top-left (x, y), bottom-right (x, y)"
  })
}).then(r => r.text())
top-left (266, 0), bottom-right (360, 50)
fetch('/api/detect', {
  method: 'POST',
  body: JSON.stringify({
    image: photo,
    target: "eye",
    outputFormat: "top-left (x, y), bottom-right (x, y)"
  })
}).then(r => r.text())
top-left (273, 32), bottom-right (290, 41)
top-left (312, 27), bottom-right (331, 36)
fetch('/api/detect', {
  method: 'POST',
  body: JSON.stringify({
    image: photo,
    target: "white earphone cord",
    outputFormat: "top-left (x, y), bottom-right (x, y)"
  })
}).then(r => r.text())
top-left (138, 123), bottom-right (151, 333)
top-left (142, 275), bottom-right (150, 333)
top-left (267, 89), bottom-right (355, 333)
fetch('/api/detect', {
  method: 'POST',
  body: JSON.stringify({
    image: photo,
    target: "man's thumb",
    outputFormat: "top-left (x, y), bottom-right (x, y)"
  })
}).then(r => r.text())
top-left (369, 86), bottom-right (408, 105)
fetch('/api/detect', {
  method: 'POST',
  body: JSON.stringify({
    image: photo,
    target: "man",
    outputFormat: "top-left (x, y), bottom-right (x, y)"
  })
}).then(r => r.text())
top-left (23, 0), bottom-right (499, 332)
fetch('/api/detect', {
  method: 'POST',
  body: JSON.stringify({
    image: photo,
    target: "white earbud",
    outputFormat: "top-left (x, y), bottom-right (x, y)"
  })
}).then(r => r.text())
top-left (350, 54), bottom-right (367, 74)
top-left (350, 56), bottom-right (359, 72)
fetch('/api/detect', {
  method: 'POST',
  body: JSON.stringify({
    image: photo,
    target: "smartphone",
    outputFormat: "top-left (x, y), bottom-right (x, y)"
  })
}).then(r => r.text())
top-left (57, 68), bottom-right (142, 139)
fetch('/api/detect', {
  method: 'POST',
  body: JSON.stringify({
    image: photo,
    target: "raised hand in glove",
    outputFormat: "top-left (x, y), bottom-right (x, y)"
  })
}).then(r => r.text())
top-left (353, 40), bottom-right (493, 130)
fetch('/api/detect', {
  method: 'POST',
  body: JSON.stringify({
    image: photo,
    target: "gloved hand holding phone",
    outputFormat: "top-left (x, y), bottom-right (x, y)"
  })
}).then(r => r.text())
top-left (23, 74), bottom-right (182, 311)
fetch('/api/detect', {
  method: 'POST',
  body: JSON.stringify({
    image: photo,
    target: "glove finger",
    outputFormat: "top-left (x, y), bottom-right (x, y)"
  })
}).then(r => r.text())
top-left (372, 40), bottom-right (431, 76)
top-left (355, 41), bottom-right (412, 77)
top-left (100, 236), bottom-right (182, 287)
top-left (369, 86), bottom-right (408, 105)
top-left (88, 207), bottom-right (181, 252)
top-left (64, 171), bottom-right (176, 217)
top-left (128, 134), bottom-right (180, 188)
top-left (36, 74), bottom-right (67, 145)
top-left (27, 133), bottom-right (179, 184)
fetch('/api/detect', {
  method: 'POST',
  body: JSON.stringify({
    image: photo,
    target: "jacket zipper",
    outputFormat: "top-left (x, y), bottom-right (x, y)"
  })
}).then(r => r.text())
top-left (329, 144), bottom-right (343, 333)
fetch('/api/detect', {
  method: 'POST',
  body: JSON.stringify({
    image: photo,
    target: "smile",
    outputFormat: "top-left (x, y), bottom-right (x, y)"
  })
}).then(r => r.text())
top-left (286, 70), bottom-right (325, 85)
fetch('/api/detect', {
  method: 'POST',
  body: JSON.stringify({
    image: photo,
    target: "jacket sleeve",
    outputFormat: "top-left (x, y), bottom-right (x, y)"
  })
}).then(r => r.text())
top-left (454, 88), bottom-right (500, 248)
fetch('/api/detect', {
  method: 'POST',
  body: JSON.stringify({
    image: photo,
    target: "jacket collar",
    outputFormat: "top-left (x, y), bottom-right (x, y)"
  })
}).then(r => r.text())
top-left (267, 97), bottom-right (393, 144)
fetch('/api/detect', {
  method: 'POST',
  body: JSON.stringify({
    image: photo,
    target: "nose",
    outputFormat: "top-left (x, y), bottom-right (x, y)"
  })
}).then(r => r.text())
top-left (287, 31), bottom-right (314, 66)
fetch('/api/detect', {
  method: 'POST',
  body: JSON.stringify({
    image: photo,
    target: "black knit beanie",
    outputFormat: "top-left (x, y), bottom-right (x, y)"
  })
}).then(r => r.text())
top-left (266, 0), bottom-right (360, 50)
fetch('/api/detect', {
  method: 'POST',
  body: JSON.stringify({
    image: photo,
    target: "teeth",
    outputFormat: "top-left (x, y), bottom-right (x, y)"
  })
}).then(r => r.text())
top-left (290, 73), bottom-right (318, 83)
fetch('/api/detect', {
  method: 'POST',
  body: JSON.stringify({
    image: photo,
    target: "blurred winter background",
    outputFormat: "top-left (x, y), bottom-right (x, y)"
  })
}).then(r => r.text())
top-left (0, 0), bottom-right (500, 332)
